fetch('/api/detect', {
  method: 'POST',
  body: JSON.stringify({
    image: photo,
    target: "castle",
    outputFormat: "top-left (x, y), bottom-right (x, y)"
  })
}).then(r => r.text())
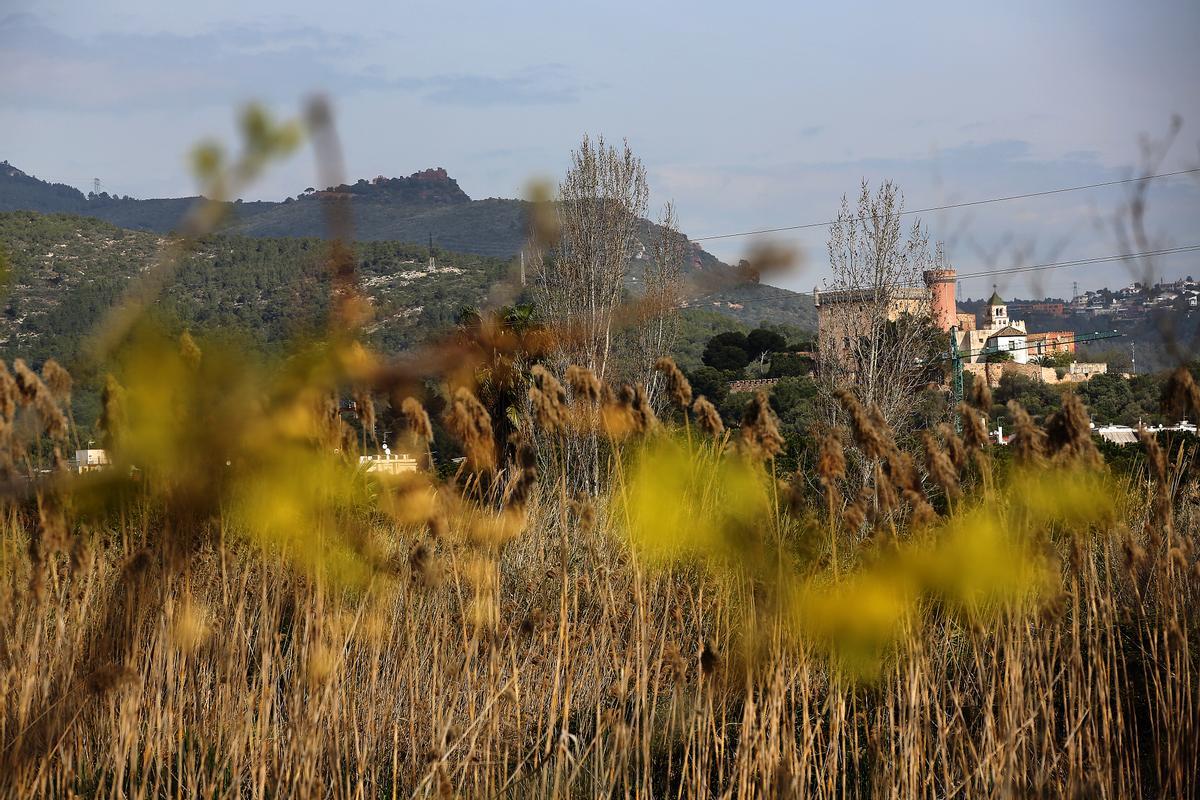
top-left (816, 263), bottom-right (1100, 386)
top-left (924, 271), bottom-right (1075, 364)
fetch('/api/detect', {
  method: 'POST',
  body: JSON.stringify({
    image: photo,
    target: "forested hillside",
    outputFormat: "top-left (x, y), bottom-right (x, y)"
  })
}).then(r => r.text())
top-left (0, 212), bottom-right (511, 366)
top-left (0, 158), bottom-right (818, 326)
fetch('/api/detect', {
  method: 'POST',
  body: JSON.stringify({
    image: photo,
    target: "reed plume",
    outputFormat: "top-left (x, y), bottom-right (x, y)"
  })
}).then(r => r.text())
top-left (739, 390), bottom-right (784, 461)
top-left (835, 389), bottom-right (887, 460)
top-left (691, 396), bottom-right (724, 438)
top-left (958, 402), bottom-right (989, 452)
top-left (565, 364), bottom-right (602, 406)
top-left (936, 422), bottom-right (967, 471)
top-left (1163, 366), bottom-right (1200, 421)
top-left (444, 386), bottom-right (496, 472)
top-left (0, 361), bottom-right (17, 422)
top-left (817, 428), bottom-right (846, 491)
top-left (400, 396), bottom-right (434, 441)
top-left (922, 430), bottom-right (960, 500)
top-left (41, 358), bottom-right (73, 405)
top-left (1006, 400), bottom-right (1047, 465)
top-left (616, 383), bottom-right (658, 435)
top-left (1045, 392), bottom-right (1100, 467)
top-left (654, 357), bottom-right (692, 411)
top-left (100, 374), bottom-right (127, 451)
top-left (529, 364), bottom-right (568, 434)
top-left (969, 375), bottom-right (992, 413)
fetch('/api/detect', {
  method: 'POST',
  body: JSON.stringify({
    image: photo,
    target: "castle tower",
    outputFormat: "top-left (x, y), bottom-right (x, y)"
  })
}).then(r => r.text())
top-left (923, 267), bottom-right (958, 332)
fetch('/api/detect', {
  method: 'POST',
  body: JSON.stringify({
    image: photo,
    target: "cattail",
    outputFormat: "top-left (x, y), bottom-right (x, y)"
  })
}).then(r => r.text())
top-left (739, 390), bottom-right (784, 461)
top-left (1006, 400), bottom-right (1047, 465)
top-left (654, 357), bottom-right (693, 410)
top-left (443, 386), bottom-right (496, 472)
top-left (1137, 426), bottom-right (1167, 485)
top-left (835, 389), bottom-right (887, 460)
top-left (0, 362), bottom-right (17, 422)
top-left (0, 417), bottom-right (13, 478)
top-left (41, 359), bottom-right (72, 405)
top-left (529, 364), bottom-right (568, 434)
top-left (565, 364), bottom-right (601, 406)
top-left (1045, 392), bottom-right (1100, 467)
top-left (401, 396), bottom-right (433, 441)
top-left (969, 376), bottom-right (992, 414)
top-left (691, 396), bottom-right (724, 438)
top-left (922, 430), bottom-right (960, 500)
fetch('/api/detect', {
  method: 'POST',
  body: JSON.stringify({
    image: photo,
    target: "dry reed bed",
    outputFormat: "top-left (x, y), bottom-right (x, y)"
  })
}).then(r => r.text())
top-left (0, 352), bottom-right (1198, 798)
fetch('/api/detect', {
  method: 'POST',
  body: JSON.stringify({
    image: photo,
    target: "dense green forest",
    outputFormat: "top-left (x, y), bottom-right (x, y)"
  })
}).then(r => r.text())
top-left (1, 159), bottom-right (818, 327)
top-left (0, 211), bottom-right (513, 364)
top-left (0, 211), bottom-right (817, 435)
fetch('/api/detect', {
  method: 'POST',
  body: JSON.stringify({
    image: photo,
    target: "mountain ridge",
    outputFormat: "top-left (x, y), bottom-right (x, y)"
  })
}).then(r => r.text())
top-left (0, 160), bottom-right (815, 330)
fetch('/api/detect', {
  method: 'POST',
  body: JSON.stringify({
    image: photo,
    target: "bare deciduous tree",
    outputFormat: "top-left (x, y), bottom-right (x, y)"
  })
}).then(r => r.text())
top-left (817, 180), bottom-right (940, 441)
top-left (529, 135), bottom-right (682, 489)
top-left (531, 135), bottom-right (648, 383)
top-left (632, 203), bottom-right (684, 409)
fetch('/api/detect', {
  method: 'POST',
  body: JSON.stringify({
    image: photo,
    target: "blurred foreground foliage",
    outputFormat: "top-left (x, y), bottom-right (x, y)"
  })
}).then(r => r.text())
top-left (0, 102), bottom-right (1197, 798)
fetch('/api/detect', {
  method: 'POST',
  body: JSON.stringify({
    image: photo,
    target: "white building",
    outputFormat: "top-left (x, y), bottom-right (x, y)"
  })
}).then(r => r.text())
top-left (74, 449), bottom-right (110, 473)
top-left (956, 290), bottom-right (1030, 364)
top-left (358, 444), bottom-right (418, 475)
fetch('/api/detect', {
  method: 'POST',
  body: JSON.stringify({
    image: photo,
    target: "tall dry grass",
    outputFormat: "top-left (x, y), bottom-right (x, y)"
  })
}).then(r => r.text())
top-left (0, 352), bottom-right (1197, 799)
top-left (0, 103), bottom-right (1197, 799)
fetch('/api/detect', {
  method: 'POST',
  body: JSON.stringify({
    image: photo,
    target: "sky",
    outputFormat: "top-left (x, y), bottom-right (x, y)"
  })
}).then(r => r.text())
top-left (2, 0), bottom-right (1198, 300)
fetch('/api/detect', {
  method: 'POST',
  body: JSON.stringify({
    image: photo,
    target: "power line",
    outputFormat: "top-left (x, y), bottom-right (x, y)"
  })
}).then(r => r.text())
top-left (951, 244), bottom-right (1200, 281)
top-left (761, 243), bottom-right (1200, 298)
top-left (689, 168), bottom-right (1200, 243)
top-left (946, 331), bottom-right (1122, 363)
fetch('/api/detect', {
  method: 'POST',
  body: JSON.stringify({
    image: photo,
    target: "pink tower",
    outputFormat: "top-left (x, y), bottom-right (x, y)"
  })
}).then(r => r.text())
top-left (923, 268), bottom-right (957, 332)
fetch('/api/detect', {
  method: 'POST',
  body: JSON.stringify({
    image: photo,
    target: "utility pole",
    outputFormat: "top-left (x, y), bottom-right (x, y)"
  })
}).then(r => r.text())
top-left (519, 251), bottom-right (526, 287)
top-left (949, 325), bottom-right (964, 432)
